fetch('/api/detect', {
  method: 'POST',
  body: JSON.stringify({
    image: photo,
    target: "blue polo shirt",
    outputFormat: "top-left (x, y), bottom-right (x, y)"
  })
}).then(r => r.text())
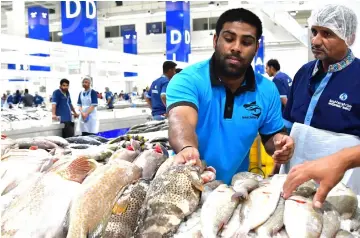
top-left (105, 91), bottom-right (114, 108)
top-left (51, 89), bottom-right (73, 123)
top-left (147, 75), bottom-right (169, 116)
top-left (283, 50), bottom-right (360, 137)
top-left (273, 72), bottom-right (292, 99)
top-left (166, 56), bottom-right (284, 184)
top-left (34, 95), bottom-right (44, 106)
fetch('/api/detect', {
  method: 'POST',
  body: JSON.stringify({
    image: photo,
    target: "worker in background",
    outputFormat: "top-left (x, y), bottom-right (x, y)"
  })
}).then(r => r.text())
top-left (2, 91), bottom-right (13, 109)
top-left (77, 76), bottom-right (98, 136)
top-left (282, 4), bottom-right (359, 208)
top-left (166, 8), bottom-right (294, 184)
top-left (51, 79), bottom-right (78, 138)
top-left (1, 94), bottom-right (6, 107)
top-left (34, 92), bottom-right (44, 107)
top-left (22, 89), bottom-right (34, 107)
top-left (13, 90), bottom-right (21, 105)
top-left (104, 87), bottom-right (114, 109)
top-left (146, 61), bottom-right (177, 121)
top-left (265, 59), bottom-right (292, 109)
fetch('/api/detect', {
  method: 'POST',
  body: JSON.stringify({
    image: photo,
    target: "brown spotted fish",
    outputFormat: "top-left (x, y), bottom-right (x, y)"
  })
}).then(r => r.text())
top-left (66, 160), bottom-right (142, 238)
top-left (136, 164), bottom-right (204, 238)
top-left (104, 180), bottom-right (150, 238)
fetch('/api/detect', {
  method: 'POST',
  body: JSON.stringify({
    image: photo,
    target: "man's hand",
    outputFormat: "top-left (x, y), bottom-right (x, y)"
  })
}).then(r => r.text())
top-left (174, 146), bottom-right (202, 167)
top-left (282, 154), bottom-right (347, 208)
top-left (52, 115), bottom-right (58, 121)
top-left (81, 112), bottom-right (88, 120)
top-left (272, 134), bottom-right (294, 164)
top-left (73, 112), bottom-right (79, 118)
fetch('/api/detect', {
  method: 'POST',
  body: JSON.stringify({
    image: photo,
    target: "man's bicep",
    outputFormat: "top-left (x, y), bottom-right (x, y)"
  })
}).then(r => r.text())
top-left (168, 105), bottom-right (198, 128)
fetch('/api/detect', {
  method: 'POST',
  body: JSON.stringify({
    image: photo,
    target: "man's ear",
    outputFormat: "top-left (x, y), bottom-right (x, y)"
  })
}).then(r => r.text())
top-left (213, 34), bottom-right (218, 50)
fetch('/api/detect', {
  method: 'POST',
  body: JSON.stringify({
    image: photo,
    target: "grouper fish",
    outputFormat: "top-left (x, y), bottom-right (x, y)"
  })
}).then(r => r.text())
top-left (66, 160), bottom-right (142, 238)
top-left (135, 164), bottom-right (204, 238)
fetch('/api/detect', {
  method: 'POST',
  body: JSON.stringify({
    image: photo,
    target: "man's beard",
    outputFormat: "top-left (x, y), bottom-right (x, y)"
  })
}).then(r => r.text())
top-left (214, 50), bottom-right (251, 79)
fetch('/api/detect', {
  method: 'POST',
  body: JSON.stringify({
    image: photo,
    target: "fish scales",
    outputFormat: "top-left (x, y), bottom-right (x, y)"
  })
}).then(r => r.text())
top-left (104, 180), bottom-right (149, 238)
top-left (66, 160), bottom-right (142, 238)
top-left (136, 164), bottom-right (203, 238)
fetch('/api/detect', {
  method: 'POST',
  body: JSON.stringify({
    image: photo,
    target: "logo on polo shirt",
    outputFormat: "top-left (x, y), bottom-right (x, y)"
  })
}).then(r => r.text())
top-left (243, 101), bottom-right (262, 119)
top-left (339, 93), bottom-right (348, 101)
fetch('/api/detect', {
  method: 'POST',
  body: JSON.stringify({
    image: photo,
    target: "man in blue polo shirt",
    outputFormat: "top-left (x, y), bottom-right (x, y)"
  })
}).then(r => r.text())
top-left (146, 61), bottom-right (177, 121)
top-left (51, 79), bottom-right (78, 138)
top-left (105, 87), bottom-right (114, 109)
top-left (283, 5), bottom-right (360, 207)
top-left (266, 59), bottom-right (292, 109)
top-left (166, 8), bottom-right (294, 184)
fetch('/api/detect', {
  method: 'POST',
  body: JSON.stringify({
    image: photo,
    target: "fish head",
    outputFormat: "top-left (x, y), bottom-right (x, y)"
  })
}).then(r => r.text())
top-left (128, 139), bottom-right (141, 152)
top-left (56, 156), bottom-right (98, 183)
top-left (153, 143), bottom-right (169, 159)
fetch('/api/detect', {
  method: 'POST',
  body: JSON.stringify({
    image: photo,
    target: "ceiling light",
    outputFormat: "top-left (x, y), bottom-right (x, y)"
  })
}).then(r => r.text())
top-left (57, 32), bottom-right (63, 36)
top-left (289, 11), bottom-right (298, 16)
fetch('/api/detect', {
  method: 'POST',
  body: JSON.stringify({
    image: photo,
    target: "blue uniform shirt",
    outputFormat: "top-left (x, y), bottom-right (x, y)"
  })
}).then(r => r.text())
top-left (147, 75), bottom-right (169, 116)
top-left (34, 95), bottom-right (44, 106)
top-left (273, 72), bottom-right (292, 99)
top-left (7, 95), bottom-right (13, 104)
top-left (51, 89), bottom-right (73, 123)
top-left (105, 91), bottom-right (114, 108)
top-left (167, 56), bottom-right (284, 184)
top-left (283, 50), bottom-right (360, 137)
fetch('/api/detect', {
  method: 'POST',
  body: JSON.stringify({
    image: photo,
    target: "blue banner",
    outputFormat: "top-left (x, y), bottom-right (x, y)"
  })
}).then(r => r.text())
top-left (146, 22), bottom-right (162, 35)
top-left (123, 31), bottom-right (138, 77)
top-left (61, 0), bottom-right (98, 48)
top-left (254, 36), bottom-right (265, 74)
top-left (121, 24), bottom-right (135, 37)
top-left (8, 6), bottom-right (50, 72)
top-left (165, 1), bottom-right (191, 62)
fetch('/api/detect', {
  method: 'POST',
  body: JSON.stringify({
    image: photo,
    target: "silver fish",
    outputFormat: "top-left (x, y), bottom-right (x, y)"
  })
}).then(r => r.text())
top-left (320, 201), bottom-right (341, 238)
top-left (136, 164), bottom-right (204, 237)
top-left (15, 137), bottom-right (59, 150)
top-left (44, 136), bottom-right (70, 148)
top-left (133, 144), bottom-right (168, 180)
top-left (220, 204), bottom-right (242, 238)
top-left (293, 180), bottom-right (317, 198)
top-left (326, 182), bottom-right (358, 219)
top-left (284, 195), bottom-right (323, 238)
top-left (201, 184), bottom-right (239, 238)
top-left (231, 172), bottom-right (263, 186)
top-left (255, 197), bottom-right (285, 237)
top-left (200, 180), bottom-right (224, 205)
top-left (335, 230), bottom-right (355, 238)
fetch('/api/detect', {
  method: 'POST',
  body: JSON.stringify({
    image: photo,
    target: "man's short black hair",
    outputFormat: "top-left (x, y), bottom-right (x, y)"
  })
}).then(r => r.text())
top-left (60, 78), bottom-right (70, 85)
top-left (267, 59), bottom-right (281, 71)
top-left (216, 8), bottom-right (263, 40)
top-left (24, 89), bottom-right (29, 94)
top-left (175, 68), bottom-right (183, 73)
top-left (163, 61), bottom-right (177, 73)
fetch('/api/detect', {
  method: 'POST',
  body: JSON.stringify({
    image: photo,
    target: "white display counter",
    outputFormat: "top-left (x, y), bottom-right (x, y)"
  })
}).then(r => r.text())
top-left (4, 123), bottom-right (64, 139)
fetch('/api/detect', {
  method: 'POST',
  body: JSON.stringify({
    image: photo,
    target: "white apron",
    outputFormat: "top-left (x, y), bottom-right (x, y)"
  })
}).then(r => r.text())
top-left (79, 90), bottom-right (99, 134)
top-left (280, 122), bottom-right (360, 195)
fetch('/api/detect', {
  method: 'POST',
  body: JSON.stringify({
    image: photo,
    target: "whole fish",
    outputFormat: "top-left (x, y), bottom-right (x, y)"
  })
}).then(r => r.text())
top-left (133, 144), bottom-right (168, 180)
top-left (66, 160), bottom-right (142, 238)
top-left (104, 180), bottom-right (149, 238)
top-left (15, 138), bottom-right (59, 150)
top-left (326, 182), bottom-right (358, 219)
top-left (231, 171), bottom-right (263, 186)
top-left (88, 135), bottom-right (109, 143)
top-left (220, 204), bottom-right (242, 238)
top-left (335, 230), bottom-right (355, 238)
top-left (235, 175), bottom-right (284, 237)
top-left (69, 144), bottom-right (91, 150)
top-left (108, 139), bottom-right (141, 163)
top-left (320, 201), bottom-right (341, 238)
top-left (174, 207), bottom-right (202, 238)
top-left (284, 195), bottom-right (323, 238)
top-left (255, 197), bottom-right (285, 237)
top-left (44, 136), bottom-right (70, 147)
top-left (149, 137), bottom-right (169, 144)
top-left (1, 157), bottom-right (97, 238)
top-left (65, 136), bottom-right (102, 146)
top-left (293, 180), bottom-right (317, 198)
top-left (136, 164), bottom-right (204, 237)
top-left (200, 180), bottom-right (224, 205)
top-left (201, 184), bottom-right (239, 238)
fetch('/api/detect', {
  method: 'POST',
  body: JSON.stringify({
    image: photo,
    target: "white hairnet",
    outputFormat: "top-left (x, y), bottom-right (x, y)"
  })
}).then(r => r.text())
top-left (82, 75), bottom-right (93, 85)
top-left (308, 4), bottom-right (358, 46)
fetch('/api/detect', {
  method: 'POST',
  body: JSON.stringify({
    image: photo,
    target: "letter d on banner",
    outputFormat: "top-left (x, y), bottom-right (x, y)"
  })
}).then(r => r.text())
top-left (65, 0), bottom-right (80, 19)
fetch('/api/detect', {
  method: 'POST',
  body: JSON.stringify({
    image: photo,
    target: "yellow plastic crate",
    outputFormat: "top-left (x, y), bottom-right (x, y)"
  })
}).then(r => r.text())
top-left (249, 136), bottom-right (274, 178)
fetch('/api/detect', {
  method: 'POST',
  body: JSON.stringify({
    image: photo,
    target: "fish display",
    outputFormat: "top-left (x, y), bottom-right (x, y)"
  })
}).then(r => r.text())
top-left (127, 120), bottom-right (169, 134)
top-left (1, 128), bottom-right (360, 238)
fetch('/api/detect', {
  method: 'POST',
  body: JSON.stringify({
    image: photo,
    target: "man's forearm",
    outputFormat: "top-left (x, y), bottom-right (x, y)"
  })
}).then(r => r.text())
top-left (52, 104), bottom-right (56, 116)
top-left (281, 98), bottom-right (288, 107)
top-left (161, 95), bottom-right (166, 107)
top-left (340, 145), bottom-right (360, 170)
top-left (169, 114), bottom-right (198, 153)
top-left (86, 106), bottom-right (95, 114)
top-left (145, 98), bottom-right (152, 108)
top-left (70, 105), bottom-right (76, 113)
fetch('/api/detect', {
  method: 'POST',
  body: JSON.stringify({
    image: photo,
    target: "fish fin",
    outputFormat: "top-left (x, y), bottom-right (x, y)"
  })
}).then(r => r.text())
top-left (191, 179), bottom-right (204, 192)
top-left (58, 157), bottom-right (97, 183)
top-left (112, 201), bottom-right (129, 214)
top-left (231, 191), bottom-right (249, 201)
